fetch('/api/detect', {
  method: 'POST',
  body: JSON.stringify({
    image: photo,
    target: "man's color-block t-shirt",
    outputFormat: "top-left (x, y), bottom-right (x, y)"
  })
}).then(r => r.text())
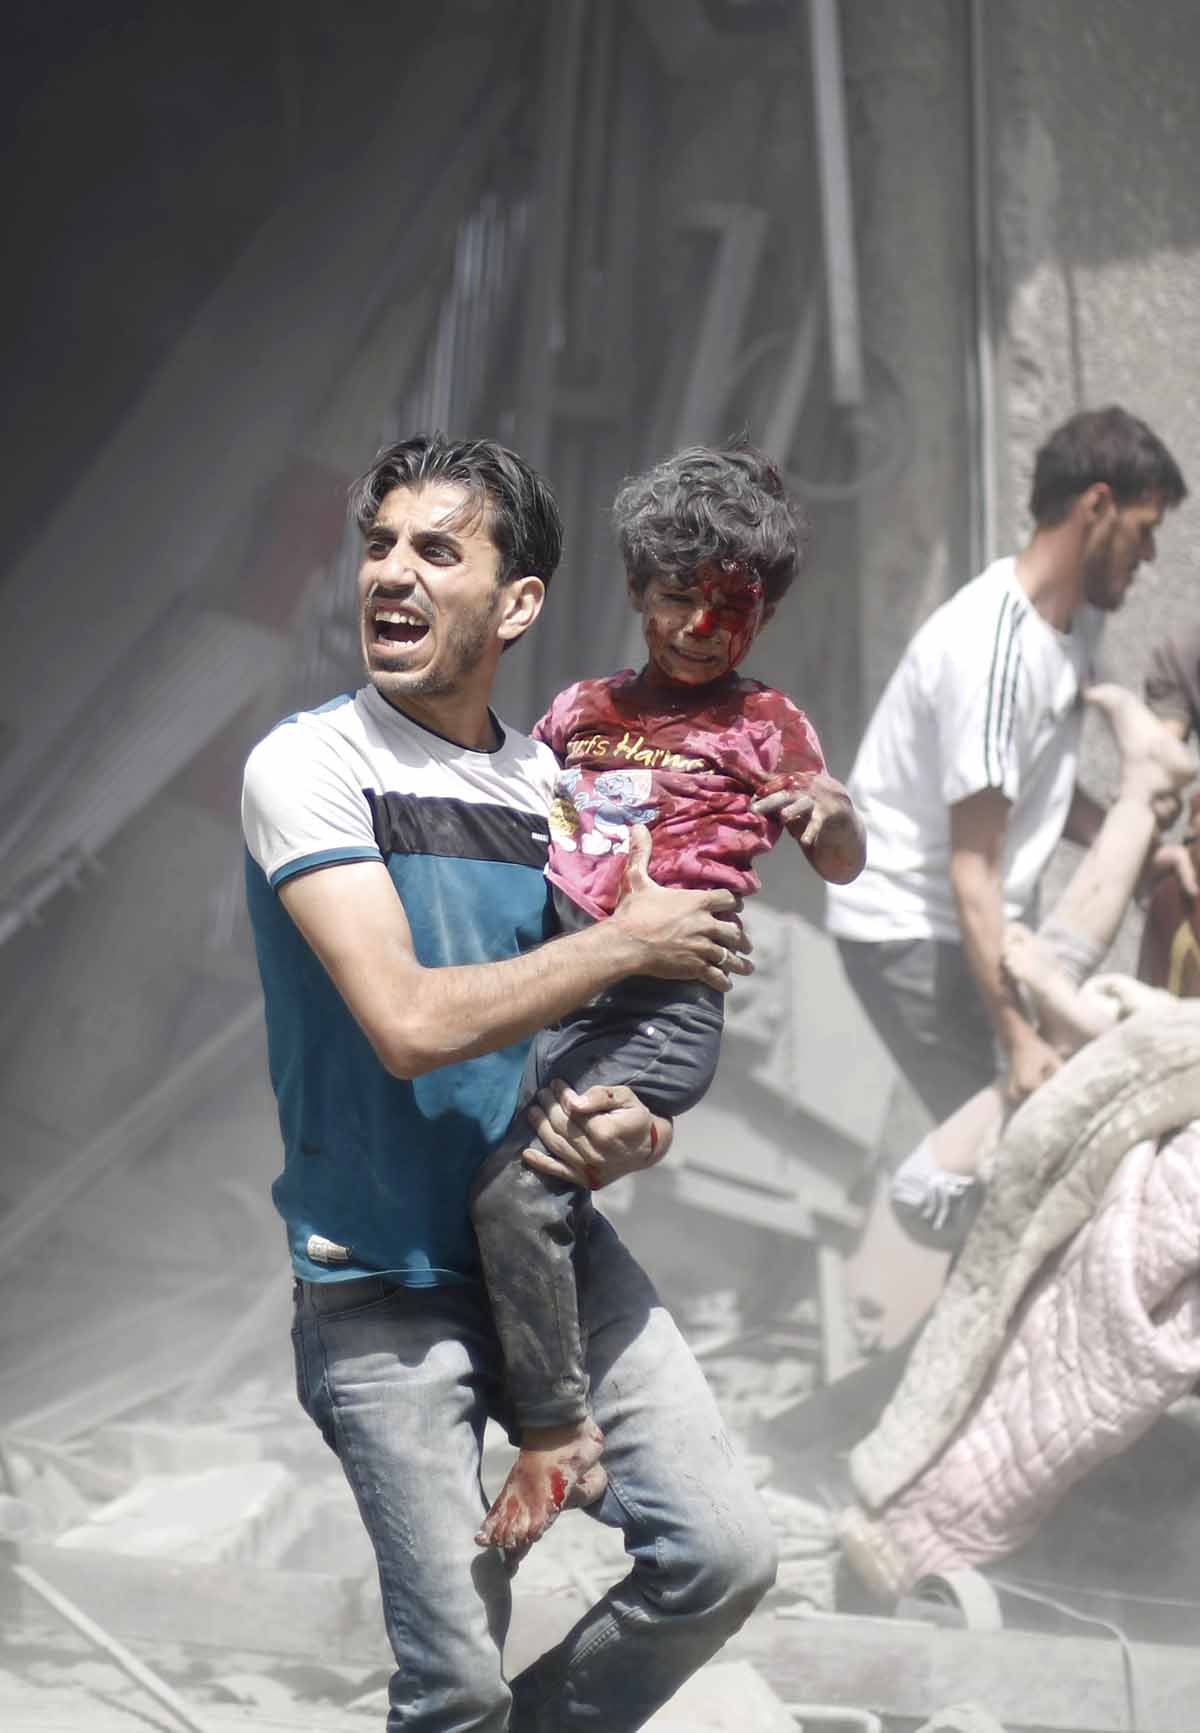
top-left (533, 671), bottom-right (827, 919)
top-left (241, 685), bottom-right (558, 1287)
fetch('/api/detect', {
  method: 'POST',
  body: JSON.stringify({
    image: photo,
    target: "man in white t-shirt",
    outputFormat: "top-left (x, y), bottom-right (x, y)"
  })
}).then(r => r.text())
top-left (827, 407), bottom-right (1188, 1157)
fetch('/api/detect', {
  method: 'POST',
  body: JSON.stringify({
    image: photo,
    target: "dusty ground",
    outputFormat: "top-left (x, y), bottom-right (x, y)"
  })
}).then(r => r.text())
top-left (0, 1290), bottom-right (845, 1733)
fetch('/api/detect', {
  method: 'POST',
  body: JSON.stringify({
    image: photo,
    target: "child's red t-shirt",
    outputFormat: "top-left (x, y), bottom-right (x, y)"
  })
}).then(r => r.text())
top-left (533, 669), bottom-right (826, 919)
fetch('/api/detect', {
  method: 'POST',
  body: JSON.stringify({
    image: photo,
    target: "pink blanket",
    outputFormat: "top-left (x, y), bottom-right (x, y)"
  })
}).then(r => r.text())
top-left (841, 1122), bottom-right (1200, 1596)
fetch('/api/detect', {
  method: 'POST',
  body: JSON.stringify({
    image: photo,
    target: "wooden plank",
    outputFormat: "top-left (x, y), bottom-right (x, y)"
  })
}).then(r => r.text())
top-left (733, 1610), bottom-right (1200, 1733)
top-left (815, 1242), bottom-right (856, 1385)
top-left (13, 1562), bottom-right (213, 1733)
top-left (18, 1544), bottom-right (390, 1668)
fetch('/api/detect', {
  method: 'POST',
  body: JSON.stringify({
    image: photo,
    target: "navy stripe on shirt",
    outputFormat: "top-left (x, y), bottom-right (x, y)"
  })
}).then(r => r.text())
top-left (365, 790), bottom-right (550, 868)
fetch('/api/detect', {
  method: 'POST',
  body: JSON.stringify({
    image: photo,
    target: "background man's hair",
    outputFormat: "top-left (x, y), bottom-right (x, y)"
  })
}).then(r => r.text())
top-left (614, 441), bottom-right (810, 605)
top-left (1030, 405), bottom-right (1188, 526)
top-left (348, 432), bottom-right (563, 589)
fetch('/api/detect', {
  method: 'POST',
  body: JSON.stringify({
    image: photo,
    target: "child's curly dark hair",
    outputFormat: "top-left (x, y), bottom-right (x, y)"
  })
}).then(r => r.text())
top-left (613, 442), bottom-right (809, 605)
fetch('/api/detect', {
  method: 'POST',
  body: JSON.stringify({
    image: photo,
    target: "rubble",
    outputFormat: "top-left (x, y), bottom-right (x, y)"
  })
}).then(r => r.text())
top-left (3, 1064), bottom-right (1197, 1733)
top-left (5, 1254), bottom-right (1199, 1733)
top-left (55, 1463), bottom-right (303, 1566)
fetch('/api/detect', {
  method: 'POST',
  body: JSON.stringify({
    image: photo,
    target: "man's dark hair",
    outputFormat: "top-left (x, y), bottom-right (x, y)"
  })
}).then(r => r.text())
top-left (348, 432), bottom-right (563, 589)
top-left (1030, 406), bottom-right (1188, 527)
top-left (614, 442), bottom-right (809, 605)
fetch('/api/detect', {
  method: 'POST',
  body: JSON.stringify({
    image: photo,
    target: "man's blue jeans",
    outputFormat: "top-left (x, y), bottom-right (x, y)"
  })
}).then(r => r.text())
top-left (292, 1212), bottom-right (778, 1731)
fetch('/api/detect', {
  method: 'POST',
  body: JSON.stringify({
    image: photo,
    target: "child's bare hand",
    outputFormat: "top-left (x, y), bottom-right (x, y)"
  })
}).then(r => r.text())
top-left (752, 772), bottom-right (866, 884)
top-left (752, 770), bottom-right (821, 834)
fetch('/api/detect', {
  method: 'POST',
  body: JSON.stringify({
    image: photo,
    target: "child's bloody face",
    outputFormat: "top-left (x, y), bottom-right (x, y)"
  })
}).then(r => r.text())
top-left (635, 561), bottom-right (767, 686)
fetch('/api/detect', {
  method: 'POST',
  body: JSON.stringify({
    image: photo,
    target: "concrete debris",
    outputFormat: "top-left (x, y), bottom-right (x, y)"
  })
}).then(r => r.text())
top-left (29, 1658), bottom-right (132, 1695)
top-left (913, 1707), bottom-right (1010, 1733)
top-left (643, 1658), bottom-right (797, 1732)
top-left (3, 1164), bottom-right (1193, 1733)
top-left (771, 1554), bottom-right (839, 1611)
top-left (4, 1458), bottom-right (92, 1536)
top-left (205, 1671), bottom-right (301, 1712)
top-left (54, 1462), bottom-right (303, 1566)
top-left (89, 1421), bottom-right (266, 1478)
top-left (758, 1487), bottom-right (840, 1613)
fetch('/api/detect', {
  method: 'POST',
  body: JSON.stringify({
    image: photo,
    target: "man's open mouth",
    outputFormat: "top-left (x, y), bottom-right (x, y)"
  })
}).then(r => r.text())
top-left (370, 605), bottom-right (431, 648)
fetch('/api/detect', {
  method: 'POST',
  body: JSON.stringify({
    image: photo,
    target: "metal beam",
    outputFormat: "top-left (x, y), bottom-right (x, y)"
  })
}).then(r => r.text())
top-left (808, 0), bottom-right (864, 406)
top-left (513, 0), bottom-right (587, 472)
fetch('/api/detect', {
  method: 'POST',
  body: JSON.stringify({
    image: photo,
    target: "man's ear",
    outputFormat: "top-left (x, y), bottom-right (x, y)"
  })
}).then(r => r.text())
top-left (627, 574), bottom-right (646, 612)
top-left (1080, 480), bottom-right (1114, 522)
top-left (496, 575), bottom-right (546, 645)
top-left (761, 600), bottom-right (777, 628)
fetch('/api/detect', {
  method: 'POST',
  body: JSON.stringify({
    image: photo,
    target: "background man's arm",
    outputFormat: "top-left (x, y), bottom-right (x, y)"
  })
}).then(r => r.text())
top-left (948, 787), bottom-right (1061, 1102)
top-left (279, 828), bottom-right (748, 1079)
top-left (1061, 785), bottom-right (1107, 850)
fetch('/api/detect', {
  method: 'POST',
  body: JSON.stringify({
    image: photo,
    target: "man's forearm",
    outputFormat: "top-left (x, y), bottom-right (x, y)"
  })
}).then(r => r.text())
top-left (947, 786), bottom-right (1062, 1100)
top-left (950, 855), bottom-right (1030, 1054)
top-left (1062, 785), bottom-right (1107, 850)
top-left (373, 921), bottom-right (649, 1078)
top-left (281, 832), bottom-right (745, 1082)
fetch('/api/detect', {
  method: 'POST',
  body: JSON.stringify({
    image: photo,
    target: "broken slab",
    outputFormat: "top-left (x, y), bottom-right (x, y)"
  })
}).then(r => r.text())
top-left (54, 1462), bottom-right (303, 1567)
top-left (18, 1543), bottom-right (388, 1665)
top-left (88, 1420), bottom-right (265, 1479)
top-left (735, 1609), bottom-right (1200, 1732)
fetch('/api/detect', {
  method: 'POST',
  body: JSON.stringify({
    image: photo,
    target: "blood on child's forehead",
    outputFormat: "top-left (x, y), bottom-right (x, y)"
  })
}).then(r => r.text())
top-left (694, 560), bottom-right (764, 609)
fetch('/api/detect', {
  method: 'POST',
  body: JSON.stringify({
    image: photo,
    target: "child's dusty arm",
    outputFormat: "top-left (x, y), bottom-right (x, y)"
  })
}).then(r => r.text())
top-left (752, 771), bottom-right (866, 885)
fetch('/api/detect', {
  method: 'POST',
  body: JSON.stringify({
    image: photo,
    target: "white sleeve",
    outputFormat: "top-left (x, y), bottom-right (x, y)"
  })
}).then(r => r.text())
top-left (241, 718), bottom-right (382, 889)
top-left (935, 604), bottom-right (1027, 808)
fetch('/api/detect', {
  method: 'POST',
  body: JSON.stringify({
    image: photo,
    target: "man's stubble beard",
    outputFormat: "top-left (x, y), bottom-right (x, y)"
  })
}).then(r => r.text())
top-left (367, 589), bottom-right (503, 702)
top-left (1081, 535), bottom-right (1125, 613)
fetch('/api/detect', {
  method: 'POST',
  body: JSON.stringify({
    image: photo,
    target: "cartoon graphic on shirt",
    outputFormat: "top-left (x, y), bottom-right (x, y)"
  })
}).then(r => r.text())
top-left (581, 768), bottom-right (659, 857)
top-left (550, 766), bottom-right (659, 858)
top-left (548, 769), bottom-right (586, 853)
